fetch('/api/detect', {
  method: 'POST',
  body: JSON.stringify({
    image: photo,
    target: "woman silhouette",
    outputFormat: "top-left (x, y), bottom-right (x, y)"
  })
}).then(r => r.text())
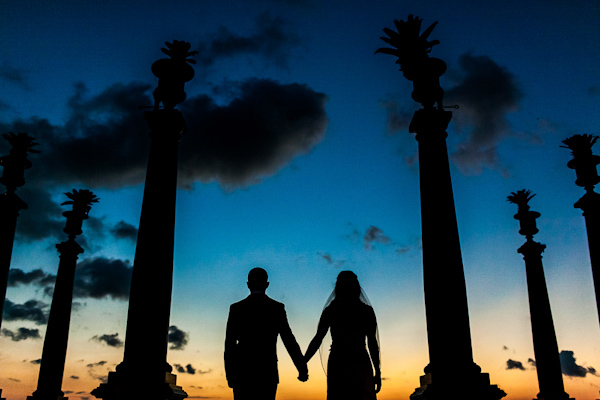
top-left (304, 271), bottom-right (381, 399)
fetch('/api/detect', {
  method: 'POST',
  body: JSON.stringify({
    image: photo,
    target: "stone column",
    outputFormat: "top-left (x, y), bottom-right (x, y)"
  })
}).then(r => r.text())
top-left (28, 190), bottom-right (98, 400)
top-left (92, 40), bottom-right (197, 400)
top-left (0, 132), bottom-right (39, 330)
top-left (508, 189), bottom-right (571, 400)
top-left (407, 110), bottom-right (504, 400)
top-left (376, 16), bottom-right (505, 400)
top-left (94, 110), bottom-right (187, 400)
top-left (562, 134), bottom-right (600, 327)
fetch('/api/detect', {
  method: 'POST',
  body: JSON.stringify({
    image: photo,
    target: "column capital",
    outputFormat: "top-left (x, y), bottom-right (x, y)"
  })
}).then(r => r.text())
top-left (518, 240), bottom-right (546, 259)
top-left (409, 109), bottom-right (452, 140)
top-left (56, 239), bottom-right (84, 257)
top-left (574, 189), bottom-right (600, 215)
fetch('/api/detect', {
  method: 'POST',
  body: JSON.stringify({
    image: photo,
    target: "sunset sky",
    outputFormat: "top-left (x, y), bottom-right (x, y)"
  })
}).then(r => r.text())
top-left (1, 0), bottom-right (600, 399)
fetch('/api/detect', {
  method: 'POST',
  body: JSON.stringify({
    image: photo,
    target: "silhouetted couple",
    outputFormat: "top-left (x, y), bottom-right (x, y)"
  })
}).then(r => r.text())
top-left (225, 268), bottom-right (381, 400)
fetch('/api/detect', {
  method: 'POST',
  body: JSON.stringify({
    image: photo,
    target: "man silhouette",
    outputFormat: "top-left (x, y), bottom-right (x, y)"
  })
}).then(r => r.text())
top-left (225, 268), bottom-right (308, 399)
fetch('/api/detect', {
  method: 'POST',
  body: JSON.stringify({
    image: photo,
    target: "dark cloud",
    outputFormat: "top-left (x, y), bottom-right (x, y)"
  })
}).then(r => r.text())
top-left (506, 359), bottom-right (526, 371)
top-left (72, 258), bottom-right (132, 300)
top-left (91, 333), bottom-right (124, 348)
top-left (3, 299), bottom-right (48, 325)
top-left (30, 359), bottom-right (41, 364)
top-left (86, 361), bottom-right (109, 383)
top-left (528, 358), bottom-right (536, 367)
top-left (179, 78), bottom-right (328, 189)
top-left (197, 368), bottom-right (212, 375)
top-left (560, 350), bottom-right (598, 377)
top-left (8, 268), bottom-right (55, 287)
top-left (71, 376), bottom-right (80, 380)
top-left (13, 187), bottom-right (64, 242)
top-left (363, 226), bottom-right (391, 250)
top-left (445, 53), bottom-right (523, 177)
top-left (195, 12), bottom-right (300, 70)
top-left (174, 363), bottom-right (197, 374)
top-left (110, 221), bottom-right (138, 241)
top-left (1, 327), bottom-right (41, 341)
top-left (168, 325), bottom-right (189, 350)
top-left (2, 77), bottom-right (327, 193)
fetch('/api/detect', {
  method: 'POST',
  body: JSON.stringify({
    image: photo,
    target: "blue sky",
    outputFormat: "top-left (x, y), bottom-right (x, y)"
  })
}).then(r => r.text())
top-left (1, 1), bottom-right (600, 399)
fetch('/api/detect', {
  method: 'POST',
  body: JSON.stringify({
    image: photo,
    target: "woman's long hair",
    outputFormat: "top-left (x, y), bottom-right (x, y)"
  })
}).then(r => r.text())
top-left (319, 271), bottom-right (381, 374)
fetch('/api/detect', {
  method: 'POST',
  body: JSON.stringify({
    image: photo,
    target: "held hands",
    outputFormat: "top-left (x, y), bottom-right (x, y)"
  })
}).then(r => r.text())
top-left (298, 371), bottom-right (309, 382)
top-left (298, 361), bottom-right (309, 382)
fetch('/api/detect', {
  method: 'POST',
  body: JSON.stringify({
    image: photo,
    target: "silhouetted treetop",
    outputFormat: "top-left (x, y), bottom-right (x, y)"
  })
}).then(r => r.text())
top-left (561, 134), bottom-right (599, 157)
top-left (376, 14), bottom-right (446, 109)
top-left (375, 14), bottom-right (440, 66)
top-left (507, 189), bottom-right (535, 212)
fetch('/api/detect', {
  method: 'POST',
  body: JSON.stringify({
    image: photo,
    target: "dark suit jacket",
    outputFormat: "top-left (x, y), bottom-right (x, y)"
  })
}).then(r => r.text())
top-left (224, 293), bottom-right (306, 387)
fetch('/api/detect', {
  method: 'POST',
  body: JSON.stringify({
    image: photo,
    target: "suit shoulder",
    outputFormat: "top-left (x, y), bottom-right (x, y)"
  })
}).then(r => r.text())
top-left (266, 296), bottom-right (285, 309)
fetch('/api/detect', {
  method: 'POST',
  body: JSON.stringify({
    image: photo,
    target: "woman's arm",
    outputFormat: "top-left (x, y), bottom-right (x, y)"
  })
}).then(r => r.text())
top-left (367, 310), bottom-right (381, 393)
top-left (304, 308), bottom-right (330, 362)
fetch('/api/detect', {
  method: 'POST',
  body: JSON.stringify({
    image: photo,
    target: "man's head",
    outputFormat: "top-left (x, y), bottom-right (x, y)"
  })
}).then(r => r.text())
top-left (247, 267), bottom-right (269, 292)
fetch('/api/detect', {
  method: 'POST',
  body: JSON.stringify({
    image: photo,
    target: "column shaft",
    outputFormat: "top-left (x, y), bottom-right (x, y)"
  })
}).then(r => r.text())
top-left (118, 109), bottom-right (185, 399)
top-left (30, 240), bottom-right (83, 400)
top-left (412, 109), bottom-right (475, 376)
top-left (520, 241), bottom-right (569, 400)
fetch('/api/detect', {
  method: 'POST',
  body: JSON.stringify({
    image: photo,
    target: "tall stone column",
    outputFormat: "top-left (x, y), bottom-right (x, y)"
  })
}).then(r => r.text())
top-left (28, 189), bottom-right (98, 400)
top-left (92, 41), bottom-right (196, 400)
top-left (561, 134), bottom-right (600, 327)
top-left (376, 15), bottom-right (505, 400)
top-left (0, 132), bottom-right (39, 330)
top-left (508, 190), bottom-right (571, 400)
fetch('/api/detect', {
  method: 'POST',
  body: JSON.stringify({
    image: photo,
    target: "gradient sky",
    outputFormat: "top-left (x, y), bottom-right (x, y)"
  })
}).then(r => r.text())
top-left (1, 1), bottom-right (600, 399)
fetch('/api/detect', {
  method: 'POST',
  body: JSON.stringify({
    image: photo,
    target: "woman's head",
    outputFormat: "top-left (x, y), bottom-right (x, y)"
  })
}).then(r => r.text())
top-left (334, 271), bottom-right (361, 301)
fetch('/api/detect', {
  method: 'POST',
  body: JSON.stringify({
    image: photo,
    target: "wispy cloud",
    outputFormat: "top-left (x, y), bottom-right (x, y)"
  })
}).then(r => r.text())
top-left (194, 12), bottom-right (301, 71)
top-left (0, 61), bottom-right (29, 89)
top-left (363, 226), bottom-right (391, 250)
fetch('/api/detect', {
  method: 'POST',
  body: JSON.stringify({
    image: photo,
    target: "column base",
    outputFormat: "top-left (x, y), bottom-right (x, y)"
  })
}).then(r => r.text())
top-left (410, 370), bottom-right (506, 400)
top-left (91, 366), bottom-right (187, 400)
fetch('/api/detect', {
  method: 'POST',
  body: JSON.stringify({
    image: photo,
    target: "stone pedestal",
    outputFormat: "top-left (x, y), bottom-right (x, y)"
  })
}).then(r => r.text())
top-left (92, 109), bottom-right (187, 400)
top-left (408, 109), bottom-right (505, 400)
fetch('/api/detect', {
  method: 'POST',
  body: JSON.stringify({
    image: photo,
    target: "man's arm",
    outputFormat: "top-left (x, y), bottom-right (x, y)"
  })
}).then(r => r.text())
top-left (224, 305), bottom-right (239, 388)
top-left (278, 305), bottom-right (308, 381)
